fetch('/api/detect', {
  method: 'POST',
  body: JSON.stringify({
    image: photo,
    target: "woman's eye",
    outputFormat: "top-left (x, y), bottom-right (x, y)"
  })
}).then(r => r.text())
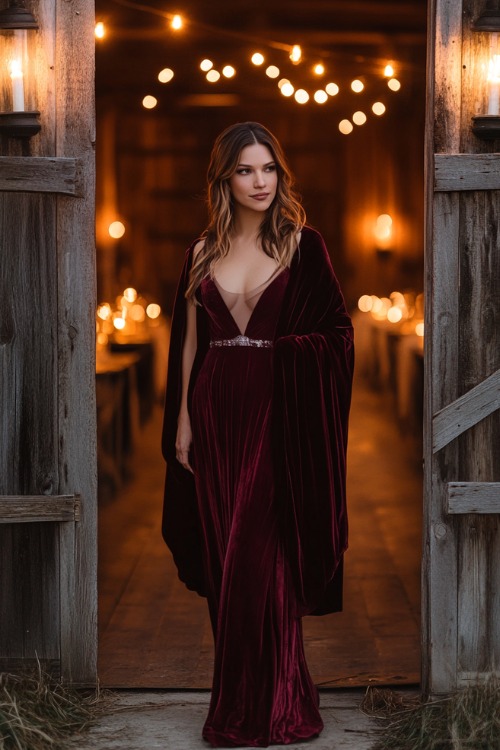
top-left (265, 165), bottom-right (276, 172)
top-left (236, 168), bottom-right (250, 175)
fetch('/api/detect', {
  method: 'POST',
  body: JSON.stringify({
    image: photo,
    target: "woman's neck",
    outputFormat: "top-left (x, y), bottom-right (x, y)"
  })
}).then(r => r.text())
top-left (231, 208), bottom-right (265, 242)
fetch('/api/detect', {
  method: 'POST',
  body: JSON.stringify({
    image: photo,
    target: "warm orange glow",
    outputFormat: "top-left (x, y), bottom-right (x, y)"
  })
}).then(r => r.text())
top-left (351, 79), bottom-right (364, 93)
top-left (314, 90), bottom-right (328, 104)
top-left (113, 316), bottom-right (126, 330)
top-left (206, 70), bottom-right (220, 82)
top-left (387, 306), bottom-right (403, 323)
top-left (251, 52), bottom-right (265, 66)
top-left (97, 303), bottom-right (112, 320)
top-left (266, 65), bottom-right (280, 78)
top-left (415, 322), bottom-right (424, 337)
top-left (289, 45), bottom-right (302, 64)
top-left (384, 63), bottom-right (394, 77)
top-left (142, 95), bottom-right (157, 109)
top-left (222, 65), bottom-right (236, 78)
top-left (388, 78), bottom-right (401, 91)
top-left (280, 82), bottom-right (294, 97)
top-left (352, 111), bottom-right (367, 125)
top-left (358, 295), bottom-right (373, 312)
top-left (108, 221), bottom-right (126, 238)
top-left (294, 89), bottom-right (309, 104)
top-left (95, 22), bottom-right (106, 39)
top-left (170, 14), bottom-right (183, 30)
top-left (313, 63), bottom-right (325, 75)
top-left (325, 82), bottom-right (339, 96)
top-left (200, 59), bottom-right (213, 72)
top-left (131, 304), bottom-right (146, 322)
top-left (374, 214), bottom-right (393, 247)
top-left (146, 303), bottom-right (161, 319)
top-left (372, 101), bottom-right (386, 115)
top-left (123, 287), bottom-right (137, 303)
top-left (158, 68), bottom-right (174, 83)
top-left (338, 119), bottom-right (353, 134)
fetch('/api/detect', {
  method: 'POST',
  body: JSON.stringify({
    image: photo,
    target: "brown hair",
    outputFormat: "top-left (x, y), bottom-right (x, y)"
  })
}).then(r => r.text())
top-left (185, 121), bottom-right (305, 301)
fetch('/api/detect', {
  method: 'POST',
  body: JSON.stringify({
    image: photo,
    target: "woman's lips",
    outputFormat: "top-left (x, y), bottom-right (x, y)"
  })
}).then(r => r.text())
top-left (250, 193), bottom-right (270, 200)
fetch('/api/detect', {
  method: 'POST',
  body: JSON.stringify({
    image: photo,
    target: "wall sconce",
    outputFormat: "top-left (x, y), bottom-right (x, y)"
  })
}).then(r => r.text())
top-left (0, 1), bottom-right (40, 139)
top-left (374, 213), bottom-right (394, 258)
top-left (471, 2), bottom-right (500, 139)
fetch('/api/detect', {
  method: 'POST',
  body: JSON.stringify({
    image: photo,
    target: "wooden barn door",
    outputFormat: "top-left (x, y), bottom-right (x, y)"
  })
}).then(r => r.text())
top-left (0, 0), bottom-right (96, 684)
top-left (424, 0), bottom-right (500, 694)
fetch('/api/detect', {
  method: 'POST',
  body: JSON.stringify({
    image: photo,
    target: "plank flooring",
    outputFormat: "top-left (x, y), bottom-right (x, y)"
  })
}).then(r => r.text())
top-left (98, 373), bottom-right (422, 688)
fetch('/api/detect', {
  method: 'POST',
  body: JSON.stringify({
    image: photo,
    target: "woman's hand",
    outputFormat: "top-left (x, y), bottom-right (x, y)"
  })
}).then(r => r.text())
top-left (176, 410), bottom-right (194, 474)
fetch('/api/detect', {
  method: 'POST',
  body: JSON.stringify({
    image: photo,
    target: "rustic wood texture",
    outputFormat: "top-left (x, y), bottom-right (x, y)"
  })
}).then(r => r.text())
top-left (0, 495), bottom-right (80, 523)
top-left (448, 483), bottom-right (500, 514)
top-left (424, 0), bottom-right (500, 695)
top-left (432, 368), bottom-right (500, 452)
top-left (0, 157), bottom-right (82, 195)
top-left (434, 154), bottom-right (500, 192)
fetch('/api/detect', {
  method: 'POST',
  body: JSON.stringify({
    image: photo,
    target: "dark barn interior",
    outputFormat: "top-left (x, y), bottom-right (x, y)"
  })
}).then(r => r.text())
top-left (94, 0), bottom-right (427, 689)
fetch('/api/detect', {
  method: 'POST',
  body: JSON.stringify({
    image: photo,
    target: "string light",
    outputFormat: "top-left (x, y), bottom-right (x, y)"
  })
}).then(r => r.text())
top-left (351, 79), bottom-right (364, 93)
top-left (206, 69), bottom-right (221, 82)
top-left (314, 90), bottom-right (328, 104)
top-left (384, 63), bottom-right (395, 77)
top-left (313, 63), bottom-right (325, 75)
top-left (251, 52), bottom-right (265, 65)
top-left (222, 65), bottom-right (236, 78)
top-left (289, 45), bottom-right (302, 64)
top-left (146, 303), bottom-right (162, 319)
top-left (294, 89), bottom-right (309, 104)
top-left (372, 101), bottom-right (386, 115)
top-left (158, 68), bottom-right (174, 83)
top-left (325, 82), bottom-right (339, 96)
top-left (277, 78), bottom-right (290, 89)
top-left (142, 95), bottom-right (157, 109)
top-left (338, 119), bottom-right (353, 134)
top-left (170, 14), bottom-right (183, 30)
top-left (109, 221), bottom-right (126, 238)
top-left (266, 65), bottom-right (280, 78)
top-left (95, 22), bottom-right (106, 39)
top-left (388, 78), bottom-right (401, 91)
top-left (280, 82), bottom-right (295, 97)
top-left (200, 59), bottom-right (213, 72)
top-left (352, 110), bottom-right (367, 125)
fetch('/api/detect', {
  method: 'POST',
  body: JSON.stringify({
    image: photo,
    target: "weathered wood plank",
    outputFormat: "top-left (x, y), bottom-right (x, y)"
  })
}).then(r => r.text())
top-left (0, 495), bottom-right (80, 523)
top-left (0, 157), bottom-right (82, 195)
top-left (448, 483), bottom-right (500, 514)
top-left (435, 154), bottom-right (500, 191)
top-left (432, 368), bottom-right (500, 452)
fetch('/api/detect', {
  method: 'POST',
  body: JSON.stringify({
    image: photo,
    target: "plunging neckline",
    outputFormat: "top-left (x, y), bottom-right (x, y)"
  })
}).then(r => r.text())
top-left (209, 268), bottom-right (287, 338)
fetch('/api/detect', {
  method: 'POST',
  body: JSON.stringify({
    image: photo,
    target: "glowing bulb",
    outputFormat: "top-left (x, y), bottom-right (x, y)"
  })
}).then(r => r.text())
top-left (222, 65), bottom-right (235, 78)
top-left (131, 305), bottom-right (146, 322)
top-left (372, 101), bottom-right (386, 115)
top-left (314, 90), bottom-right (328, 104)
top-left (158, 68), bottom-right (174, 83)
top-left (146, 303), bottom-right (162, 319)
top-left (277, 78), bottom-right (290, 89)
top-left (352, 110), bottom-right (367, 125)
top-left (374, 214), bottom-right (393, 247)
top-left (313, 63), bottom-right (325, 75)
top-left (387, 307), bottom-right (403, 323)
top-left (358, 295), bottom-right (373, 313)
top-left (170, 14), bottom-right (183, 30)
top-left (384, 64), bottom-right (394, 77)
top-left (325, 82), bottom-right (339, 96)
top-left (123, 287), bottom-right (137, 303)
top-left (108, 221), bottom-right (125, 238)
top-left (251, 52), bottom-right (265, 66)
top-left (415, 322), bottom-right (425, 337)
top-left (95, 22), bottom-right (105, 39)
top-left (338, 119), bottom-right (353, 134)
top-left (97, 303), bottom-right (112, 320)
top-left (351, 79), bottom-right (364, 93)
top-left (281, 82), bottom-right (295, 97)
top-left (295, 89), bottom-right (309, 104)
top-left (388, 78), bottom-right (401, 91)
top-left (206, 70), bottom-right (220, 82)
top-left (113, 316), bottom-right (126, 330)
top-left (200, 59), bottom-right (213, 72)
top-left (266, 65), bottom-right (280, 78)
top-left (142, 95), bottom-right (157, 109)
top-left (290, 45), bottom-right (302, 64)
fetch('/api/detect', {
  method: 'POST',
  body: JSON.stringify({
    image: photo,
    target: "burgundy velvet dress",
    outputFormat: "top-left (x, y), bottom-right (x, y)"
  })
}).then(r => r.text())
top-left (162, 226), bottom-right (354, 749)
top-left (191, 269), bottom-right (323, 746)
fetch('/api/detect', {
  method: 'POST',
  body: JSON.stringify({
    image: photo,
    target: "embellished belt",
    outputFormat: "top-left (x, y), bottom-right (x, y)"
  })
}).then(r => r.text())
top-left (210, 334), bottom-right (273, 349)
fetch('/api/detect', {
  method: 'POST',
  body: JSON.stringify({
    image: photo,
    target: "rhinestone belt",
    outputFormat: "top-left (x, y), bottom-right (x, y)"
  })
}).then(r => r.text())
top-left (210, 334), bottom-right (273, 349)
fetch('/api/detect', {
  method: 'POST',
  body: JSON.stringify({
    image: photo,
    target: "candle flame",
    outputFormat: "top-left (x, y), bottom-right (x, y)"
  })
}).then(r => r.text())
top-left (9, 59), bottom-right (23, 78)
top-left (487, 54), bottom-right (500, 84)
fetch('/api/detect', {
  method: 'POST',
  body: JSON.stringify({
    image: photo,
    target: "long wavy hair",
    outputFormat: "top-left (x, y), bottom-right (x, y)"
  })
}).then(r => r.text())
top-left (185, 121), bottom-right (306, 302)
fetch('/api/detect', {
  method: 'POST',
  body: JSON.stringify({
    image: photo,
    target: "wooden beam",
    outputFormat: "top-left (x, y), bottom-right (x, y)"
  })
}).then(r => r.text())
top-left (0, 495), bottom-right (80, 523)
top-left (432, 368), bottom-right (500, 453)
top-left (447, 483), bottom-right (500, 514)
top-left (435, 154), bottom-right (500, 192)
top-left (0, 157), bottom-right (82, 196)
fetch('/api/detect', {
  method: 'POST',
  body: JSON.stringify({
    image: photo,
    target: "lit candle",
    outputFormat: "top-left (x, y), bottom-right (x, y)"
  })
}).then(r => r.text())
top-left (9, 59), bottom-right (25, 112)
top-left (487, 34), bottom-right (500, 115)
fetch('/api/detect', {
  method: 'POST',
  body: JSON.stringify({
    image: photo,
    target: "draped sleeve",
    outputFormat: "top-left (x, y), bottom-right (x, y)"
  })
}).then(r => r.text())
top-left (161, 240), bottom-right (210, 597)
top-left (272, 227), bottom-right (354, 617)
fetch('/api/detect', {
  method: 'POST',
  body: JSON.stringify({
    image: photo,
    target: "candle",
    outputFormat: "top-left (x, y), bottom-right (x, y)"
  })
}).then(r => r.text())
top-left (9, 59), bottom-right (25, 112)
top-left (487, 34), bottom-right (500, 116)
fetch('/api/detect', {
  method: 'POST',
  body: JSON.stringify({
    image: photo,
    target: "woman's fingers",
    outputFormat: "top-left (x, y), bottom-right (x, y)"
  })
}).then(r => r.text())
top-left (176, 447), bottom-right (194, 474)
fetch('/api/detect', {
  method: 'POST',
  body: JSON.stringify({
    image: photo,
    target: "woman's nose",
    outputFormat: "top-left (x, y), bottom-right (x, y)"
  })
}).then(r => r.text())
top-left (254, 171), bottom-right (266, 187)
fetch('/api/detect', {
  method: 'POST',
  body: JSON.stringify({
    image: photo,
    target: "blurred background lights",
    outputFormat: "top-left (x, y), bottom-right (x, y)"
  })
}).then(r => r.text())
top-left (146, 303), bottom-right (162, 319)
top-left (372, 101), bottom-right (386, 115)
top-left (170, 14), bottom-right (183, 30)
top-left (384, 63), bottom-right (395, 77)
top-left (97, 303), bottom-right (112, 320)
top-left (351, 79), bottom-right (364, 93)
top-left (387, 306), bottom-right (403, 323)
top-left (123, 287), bottom-right (138, 303)
top-left (131, 305), bottom-right (146, 322)
top-left (206, 69), bottom-right (221, 82)
top-left (95, 22), bottom-right (105, 39)
top-left (158, 68), bottom-right (174, 83)
top-left (353, 110), bottom-right (367, 125)
top-left (280, 82), bottom-right (295, 97)
top-left (113, 315), bottom-right (126, 330)
top-left (277, 78), bottom-right (290, 89)
top-left (251, 52), bottom-right (265, 65)
top-left (266, 65), bottom-right (280, 78)
top-left (314, 90), bottom-right (328, 104)
top-left (415, 322), bottom-right (425, 337)
top-left (388, 78), bottom-right (401, 91)
top-left (222, 65), bottom-right (235, 78)
top-left (325, 82), bottom-right (339, 96)
top-left (374, 214), bottom-right (393, 245)
top-left (358, 295), bottom-right (373, 313)
top-left (294, 89), bottom-right (309, 104)
top-left (200, 59), bottom-right (213, 72)
top-left (108, 221), bottom-right (126, 238)
top-left (142, 95), bottom-right (157, 109)
top-left (339, 119), bottom-right (353, 134)
top-left (313, 63), bottom-right (325, 75)
top-left (289, 45), bottom-right (302, 63)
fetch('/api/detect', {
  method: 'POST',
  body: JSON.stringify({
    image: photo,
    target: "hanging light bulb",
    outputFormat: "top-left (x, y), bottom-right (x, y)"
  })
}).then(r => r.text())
top-left (294, 89), bottom-right (309, 104)
top-left (313, 63), bottom-right (325, 75)
top-left (388, 78), bottom-right (401, 91)
top-left (206, 70), bottom-right (221, 82)
top-left (170, 14), bottom-right (183, 30)
top-left (200, 59), bottom-right (213, 72)
top-left (325, 82), bottom-right (339, 96)
top-left (372, 101), bottom-right (386, 115)
top-left (338, 119), bottom-right (353, 134)
top-left (95, 22), bottom-right (105, 39)
top-left (266, 65), bottom-right (280, 78)
top-left (142, 95), bottom-right (157, 109)
top-left (352, 111), bottom-right (367, 125)
top-left (222, 65), bottom-right (235, 78)
top-left (384, 63), bottom-right (395, 77)
top-left (251, 52), bottom-right (265, 65)
top-left (280, 82), bottom-right (295, 97)
top-left (351, 79), bottom-right (364, 93)
top-left (314, 90), bottom-right (328, 104)
top-left (289, 45), bottom-right (302, 64)
top-left (158, 68), bottom-right (174, 83)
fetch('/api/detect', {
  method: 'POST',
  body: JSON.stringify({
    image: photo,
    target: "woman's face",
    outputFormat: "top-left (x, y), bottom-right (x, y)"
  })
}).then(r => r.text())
top-left (228, 143), bottom-right (278, 214)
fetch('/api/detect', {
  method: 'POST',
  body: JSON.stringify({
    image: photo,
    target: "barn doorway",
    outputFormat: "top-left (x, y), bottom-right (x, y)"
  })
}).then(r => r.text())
top-left (94, 0), bottom-right (426, 689)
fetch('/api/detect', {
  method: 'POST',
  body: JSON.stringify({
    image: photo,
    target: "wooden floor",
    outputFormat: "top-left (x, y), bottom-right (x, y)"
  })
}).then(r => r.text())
top-left (98, 373), bottom-right (422, 688)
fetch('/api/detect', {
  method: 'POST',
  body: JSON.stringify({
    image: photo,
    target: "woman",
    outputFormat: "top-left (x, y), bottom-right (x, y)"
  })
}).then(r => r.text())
top-left (162, 122), bottom-right (354, 747)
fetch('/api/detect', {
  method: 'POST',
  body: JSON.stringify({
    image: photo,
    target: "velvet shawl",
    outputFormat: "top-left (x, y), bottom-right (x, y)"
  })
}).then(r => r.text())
top-left (161, 226), bottom-right (354, 617)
